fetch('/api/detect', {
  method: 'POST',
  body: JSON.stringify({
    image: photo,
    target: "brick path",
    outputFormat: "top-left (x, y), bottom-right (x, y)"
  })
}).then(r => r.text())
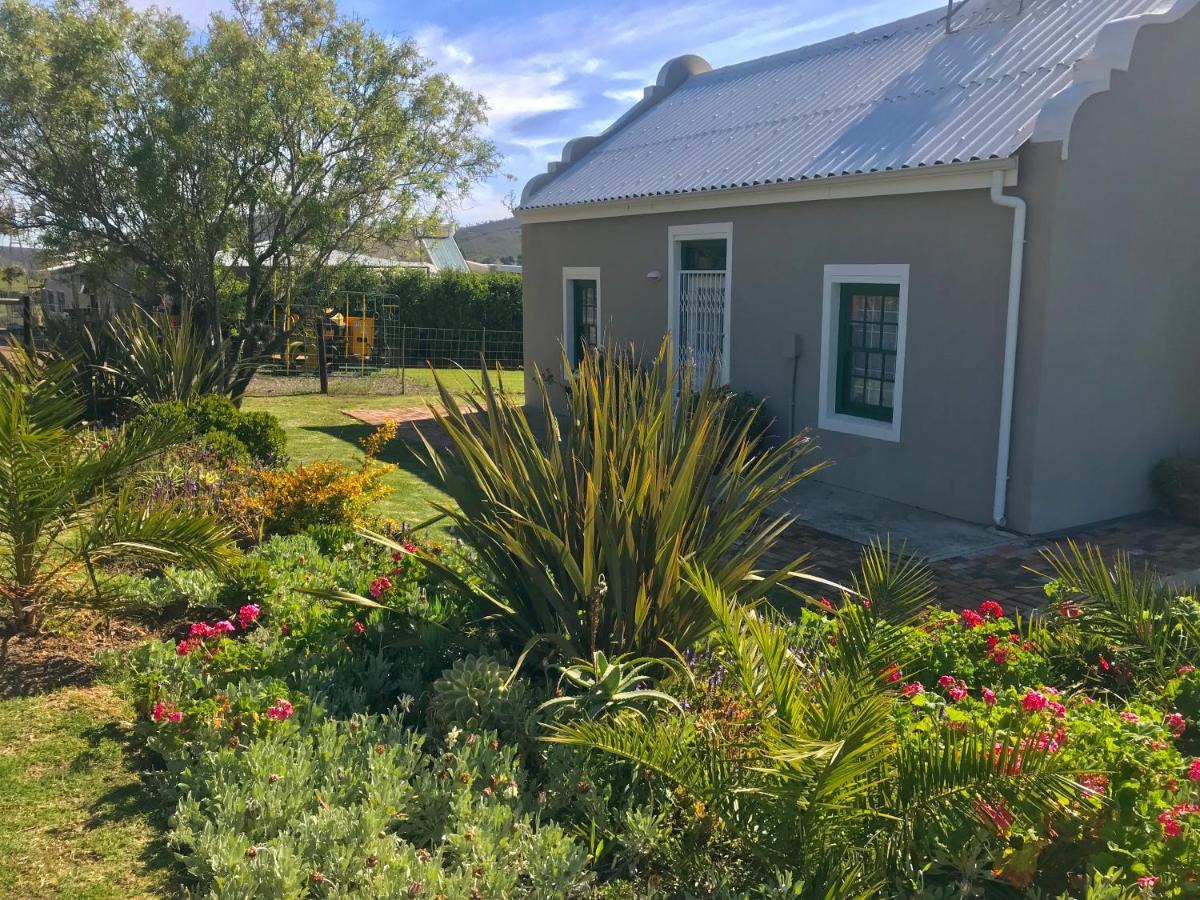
top-left (344, 405), bottom-right (1200, 612)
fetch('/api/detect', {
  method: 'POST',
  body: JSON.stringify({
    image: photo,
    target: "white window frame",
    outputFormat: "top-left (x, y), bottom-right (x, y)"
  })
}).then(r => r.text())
top-left (562, 266), bottom-right (601, 370)
top-left (818, 263), bottom-right (910, 443)
top-left (667, 222), bottom-right (733, 385)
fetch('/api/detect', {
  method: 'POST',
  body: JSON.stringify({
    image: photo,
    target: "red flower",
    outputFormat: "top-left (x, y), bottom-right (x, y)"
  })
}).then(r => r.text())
top-left (819, 597), bottom-right (834, 612)
top-left (948, 684), bottom-right (967, 702)
top-left (1165, 712), bottom-right (1187, 736)
top-left (188, 622), bottom-right (214, 638)
top-left (959, 609), bottom-right (984, 629)
top-left (991, 647), bottom-right (1011, 666)
top-left (982, 688), bottom-right (997, 705)
top-left (212, 620), bottom-right (236, 636)
top-left (937, 674), bottom-right (956, 689)
top-left (353, 620), bottom-right (366, 636)
top-left (369, 577), bottom-right (392, 599)
top-left (1180, 664), bottom-right (1197, 675)
top-left (1120, 711), bottom-right (1139, 724)
top-left (176, 638), bottom-right (200, 656)
top-left (986, 634), bottom-right (1000, 650)
top-left (978, 600), bottom-right (1003, 618)
top-left (151, 702), bottom-right (167, 722)
top-left (166, 710), bottom-right (183, 724)
top-left (237, 604), bottom-right (261, 629)
top-left (1048, 701), bottom-right (1067, 719)
top-left (901, 681), bottom-right (925, 698)
top-left (1188, 759), bottom-right (1200, 782)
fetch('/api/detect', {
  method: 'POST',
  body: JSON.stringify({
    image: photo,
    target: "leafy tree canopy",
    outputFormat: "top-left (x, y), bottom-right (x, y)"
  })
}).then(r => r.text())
top-left (0, 0), bottom-right (497, 341)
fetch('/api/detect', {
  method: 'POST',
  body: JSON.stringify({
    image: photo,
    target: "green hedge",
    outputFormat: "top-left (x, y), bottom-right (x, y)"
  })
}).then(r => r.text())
top-left (319, 269), bottom-right (522, 332)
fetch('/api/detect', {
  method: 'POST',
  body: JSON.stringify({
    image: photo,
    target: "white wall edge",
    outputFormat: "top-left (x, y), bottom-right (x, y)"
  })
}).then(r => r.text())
top-left (1031, 0), bottom-right (1200, 159)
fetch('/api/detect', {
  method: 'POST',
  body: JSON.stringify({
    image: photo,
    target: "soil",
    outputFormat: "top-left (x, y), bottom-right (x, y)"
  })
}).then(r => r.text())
top-left (0, 618), bottom-right (169, 699)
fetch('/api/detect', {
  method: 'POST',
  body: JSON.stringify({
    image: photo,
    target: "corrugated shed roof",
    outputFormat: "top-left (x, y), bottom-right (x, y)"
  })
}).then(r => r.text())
top-left (522, 0), bottom-right (1173, 210)
top-left (422, 236), bottom-right (469, 272)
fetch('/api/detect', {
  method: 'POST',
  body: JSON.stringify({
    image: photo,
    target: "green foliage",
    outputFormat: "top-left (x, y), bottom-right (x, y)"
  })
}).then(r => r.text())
top-left (548, 560), bottom-right (1090, 895)
top-left (215, 554), bottom-right (278, 610)
top-left (415, 339), bottom-right (823, 659)
top-left (326, 267), bottom-right (523, 331)
top-left (135, 392), bottom-right (286, 465)
top-left (0, 349), bottom-right (235, 632)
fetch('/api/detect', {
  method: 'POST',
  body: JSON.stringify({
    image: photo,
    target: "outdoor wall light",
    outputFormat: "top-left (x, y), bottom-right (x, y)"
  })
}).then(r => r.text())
top-left (646, 270), bottom-right (662, 280)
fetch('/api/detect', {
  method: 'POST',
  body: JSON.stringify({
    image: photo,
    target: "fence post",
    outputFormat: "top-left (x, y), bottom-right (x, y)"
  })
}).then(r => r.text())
top-left (481, 326), bottom-right (487, 369)
top-left (400, 324), bottom-right (407, 395)
top-left (316, 312), bottom-right (329, 395)
top-left (20, 294), bottom-right (33, 353)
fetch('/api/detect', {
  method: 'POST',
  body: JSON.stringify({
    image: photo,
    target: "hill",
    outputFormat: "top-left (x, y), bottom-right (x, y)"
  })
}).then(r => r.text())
top-left (455, 217), bottom-right (521, 265)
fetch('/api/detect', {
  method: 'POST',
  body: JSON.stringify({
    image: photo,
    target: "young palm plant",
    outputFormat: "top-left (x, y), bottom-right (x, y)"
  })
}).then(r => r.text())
top-left (0, 350), bottom-right (236, 633)
top-left (547, 561), bottom-right (1089, 894)
top-left (406, 339), bottom-right (824, 659)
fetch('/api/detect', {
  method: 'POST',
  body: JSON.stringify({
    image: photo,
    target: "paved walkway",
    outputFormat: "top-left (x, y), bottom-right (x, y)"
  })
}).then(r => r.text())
top-left (343, 405), bottom-right (1200, 612)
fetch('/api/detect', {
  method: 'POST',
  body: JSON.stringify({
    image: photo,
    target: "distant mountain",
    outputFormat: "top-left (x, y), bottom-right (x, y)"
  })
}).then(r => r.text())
top-left (456, 217), bottom-right (521, 265)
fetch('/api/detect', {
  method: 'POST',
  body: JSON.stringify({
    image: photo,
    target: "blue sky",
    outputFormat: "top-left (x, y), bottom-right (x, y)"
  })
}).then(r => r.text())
top-left (156, 0), bottom-right (939, 223)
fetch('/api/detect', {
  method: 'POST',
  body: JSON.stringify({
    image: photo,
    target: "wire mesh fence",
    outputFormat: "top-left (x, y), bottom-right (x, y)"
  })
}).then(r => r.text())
top-left (254, 296), bottom-right (523, 395)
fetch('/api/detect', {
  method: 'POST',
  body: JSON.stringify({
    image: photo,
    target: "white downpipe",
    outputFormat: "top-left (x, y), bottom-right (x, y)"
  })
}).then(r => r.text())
top-left (989, 169), bottom-right (1027, 528)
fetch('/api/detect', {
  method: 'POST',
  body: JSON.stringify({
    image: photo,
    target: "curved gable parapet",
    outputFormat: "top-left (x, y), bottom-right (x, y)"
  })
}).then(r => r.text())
top-left (1031, 0), bottom-right (1200, 158)
top-left (518, 54), bottom-right (711, 208)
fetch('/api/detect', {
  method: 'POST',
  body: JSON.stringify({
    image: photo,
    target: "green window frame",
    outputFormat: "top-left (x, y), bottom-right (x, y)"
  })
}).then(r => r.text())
top-left (570, 278), bottom-right (598, 366)
top-left (835, 282), bottom-right (900, 422)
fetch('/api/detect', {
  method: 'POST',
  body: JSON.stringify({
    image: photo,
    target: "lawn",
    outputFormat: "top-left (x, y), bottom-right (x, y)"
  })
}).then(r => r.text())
top-left (0, 686), bottom-right (173, 899)
top-left (243, 366), bottom-right (524, 528)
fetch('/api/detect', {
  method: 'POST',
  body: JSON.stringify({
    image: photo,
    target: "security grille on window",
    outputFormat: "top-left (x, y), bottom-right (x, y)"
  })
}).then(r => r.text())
top-left (837, 283), bottom-right (899, 421)
top-left (676, 238), bottom-right (727, 381)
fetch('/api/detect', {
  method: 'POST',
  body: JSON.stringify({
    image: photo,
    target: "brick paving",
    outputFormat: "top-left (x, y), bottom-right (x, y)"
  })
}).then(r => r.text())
top-left (343, 405), bottom-right (1200, 612)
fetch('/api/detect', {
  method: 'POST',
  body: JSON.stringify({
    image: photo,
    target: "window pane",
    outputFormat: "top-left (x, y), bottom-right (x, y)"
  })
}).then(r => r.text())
top-left (680, 239), bottom-right (727, 271)
top-left (884, 356), bottom-right (896, 379)
top-left (866, 323), bottom-right (882, 349)
top-left (882, 381), bottom-right (895, 408)
top-left (853, 351), bottom-right (867, 376)
top-left (850, 377), bottom-right (865, 403)
top-left (868, 354), bottom-right (883, 379)
top-left (866, 297), bottom-right (881, 322)
top-left (883, 297), bottom-right (899, 324)
top-left (865, 380), bottom-right (881, 406)
top-left (882, 323), bottom-right (897, 351)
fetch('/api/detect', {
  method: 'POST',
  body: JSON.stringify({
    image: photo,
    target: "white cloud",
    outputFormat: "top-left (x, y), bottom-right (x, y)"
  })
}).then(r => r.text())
top-left (602, 87), bottom-right (645, 104)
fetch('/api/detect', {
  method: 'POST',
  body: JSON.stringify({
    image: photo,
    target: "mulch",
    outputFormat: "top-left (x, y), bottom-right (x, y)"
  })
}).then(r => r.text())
top-left (0, 619), bottom-right (164, 699)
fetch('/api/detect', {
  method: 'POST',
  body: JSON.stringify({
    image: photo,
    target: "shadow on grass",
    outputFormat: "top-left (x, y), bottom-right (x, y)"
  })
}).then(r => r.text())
top-left (301, 423), bottom-right (447, 490)
top-left (81, 719), bottom-right (186, 889)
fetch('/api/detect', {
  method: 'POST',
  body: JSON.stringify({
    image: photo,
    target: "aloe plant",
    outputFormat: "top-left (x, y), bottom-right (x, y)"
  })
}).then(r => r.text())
top-left (410, 339), bottom-right (824, 659)
top-left (537, 651), bottom-right (683, 722)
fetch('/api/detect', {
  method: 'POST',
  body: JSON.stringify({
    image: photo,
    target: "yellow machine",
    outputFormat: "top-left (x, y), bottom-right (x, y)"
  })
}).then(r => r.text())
top-left (270, 304), bottom-right (376, 373)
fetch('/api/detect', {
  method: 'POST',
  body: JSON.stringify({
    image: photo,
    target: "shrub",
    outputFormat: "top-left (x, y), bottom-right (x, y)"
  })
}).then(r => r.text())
top-left (416, 338), bottom-right (823, 658)
top-left (248, 460), bottom-right (392, 536)
top-left (215, 555), bottom-right (279, 609)
top-left (235, 410), bottom-right (287, 465)
top-left (134, 395), bottom-right (287, 466)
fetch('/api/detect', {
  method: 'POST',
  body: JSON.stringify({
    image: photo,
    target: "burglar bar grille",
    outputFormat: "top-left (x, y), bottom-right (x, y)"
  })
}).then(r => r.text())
top-left (677, 270), bottom-right (726, 382)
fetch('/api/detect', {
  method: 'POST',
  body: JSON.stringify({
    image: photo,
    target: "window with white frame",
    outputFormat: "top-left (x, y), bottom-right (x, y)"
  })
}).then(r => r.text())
top-left (668, 223), bottom-right (731, 384)
top-left (561, 267), bottom-right (600, 368)
top-left (818, 264), bottom-right (909, 442)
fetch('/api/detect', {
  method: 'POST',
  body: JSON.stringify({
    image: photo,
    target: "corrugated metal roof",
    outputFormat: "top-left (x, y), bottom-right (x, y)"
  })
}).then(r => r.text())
top-left (522, 0), bottom-right (1172, 209)
top-left (422, 236), bottom-right (469, 272)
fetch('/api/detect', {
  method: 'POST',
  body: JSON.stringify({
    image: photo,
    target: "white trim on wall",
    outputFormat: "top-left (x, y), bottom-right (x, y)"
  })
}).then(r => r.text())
top-left (817, 263), bottom-right (910, 443)
top-left (667, 222), bottom-right (733, 385)
top-left (561, 266), bottom-right (601, 371)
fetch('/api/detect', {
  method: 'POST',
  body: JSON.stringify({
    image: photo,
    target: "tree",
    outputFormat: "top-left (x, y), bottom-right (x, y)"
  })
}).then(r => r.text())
top-left (0, 0), bottom-right (496, 385)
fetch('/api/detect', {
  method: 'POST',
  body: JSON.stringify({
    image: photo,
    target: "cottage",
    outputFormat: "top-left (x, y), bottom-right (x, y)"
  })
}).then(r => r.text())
top-left (516, 0), bottom-right (1200, 535)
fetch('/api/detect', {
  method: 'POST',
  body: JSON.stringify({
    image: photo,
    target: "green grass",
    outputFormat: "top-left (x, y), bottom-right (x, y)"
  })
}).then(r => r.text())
top-left (0, 687), bottom-right (173, 899)
top-left (244, 367), bottom-right (524, 529)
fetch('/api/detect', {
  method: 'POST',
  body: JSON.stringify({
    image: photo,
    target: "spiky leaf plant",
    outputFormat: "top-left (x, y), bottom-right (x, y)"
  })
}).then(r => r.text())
top-left (408, 339), bottom-right (824, 659)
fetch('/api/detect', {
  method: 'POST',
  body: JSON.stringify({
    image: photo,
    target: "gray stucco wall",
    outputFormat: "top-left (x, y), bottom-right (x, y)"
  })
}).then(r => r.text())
top-left (522, 190), bottom-right (1018, 524)
top-left (1006, 4), bottom-right (1200, 534)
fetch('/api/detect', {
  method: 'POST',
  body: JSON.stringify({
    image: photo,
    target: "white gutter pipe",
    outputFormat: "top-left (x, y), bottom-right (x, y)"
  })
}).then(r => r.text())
top-left (989, 169), bottom-right (1027, 528)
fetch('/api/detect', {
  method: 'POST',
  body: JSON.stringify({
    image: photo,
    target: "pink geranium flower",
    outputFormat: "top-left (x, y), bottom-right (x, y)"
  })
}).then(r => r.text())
top-left (1120, 711), bottom-right (1139, 724)
top-left (352, 620), bottom-right (366, 636)
top-left (267, 698), bottom-right (294, 721)
top-left (937, 674), bottom-right (956, 689)
top-left (212, 620), bottom-right (236, 635)
top-left (948, 684), bottom-right (967, 702)
top-left (1021, 690), bottom-right (1048, 713)
top-left (901, 681), bottom-right (925, 698)
top-left (982, 688), bottom-right (996, 705)
top-left (1137, 875), bottom-right (1159, 888)
top-left (978, 600), bottom-right (1003, 618)
top-left (166, 710), bottom-right (183, 724)
top-left (368, 577), bottom-right (392, 599)
top-left (237, 604), bottom-right (261, 629)
top-left (152, 702), bottom-right (167, 722)
top-left (1165, 712), bottom-right (1187, 736)
top-left (188, 622), bottom-right (214, 638)
top-left (1187, 758), bottom-right (1200, 782)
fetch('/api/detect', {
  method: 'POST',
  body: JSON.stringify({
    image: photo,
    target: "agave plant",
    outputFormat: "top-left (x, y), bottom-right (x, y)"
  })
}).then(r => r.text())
top-left (537, 650), bottom-right (684, 722)
top-left (0, 349), bottom-right (236, 633)
top-left (546, 561), bottom-right (1088, 893)
top-left (45, 304), bottom-right (255, 420)
top-left (406, 339), bottom-right (824, 659)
